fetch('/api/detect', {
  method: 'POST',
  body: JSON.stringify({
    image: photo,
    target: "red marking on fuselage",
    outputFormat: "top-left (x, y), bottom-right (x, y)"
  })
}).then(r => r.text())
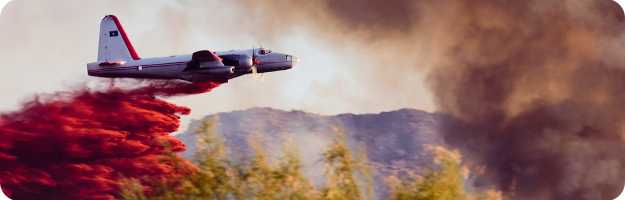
top-left (108, 15), bottom-right (141, 60)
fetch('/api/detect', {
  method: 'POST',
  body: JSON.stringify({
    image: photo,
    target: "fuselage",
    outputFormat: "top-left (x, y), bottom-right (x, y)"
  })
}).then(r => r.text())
top-left (88, 48), bottom-right (297, 83)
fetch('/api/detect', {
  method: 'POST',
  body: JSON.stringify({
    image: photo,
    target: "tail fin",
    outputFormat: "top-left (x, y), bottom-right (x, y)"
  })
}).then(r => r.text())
top-left (97, 15), bottom-right (140, 62)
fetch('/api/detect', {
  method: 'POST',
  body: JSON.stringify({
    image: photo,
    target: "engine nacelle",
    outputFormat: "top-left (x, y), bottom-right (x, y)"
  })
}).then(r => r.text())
top-left (221, 54), bottom-right (253, 72)
top-left (198, 66), bottom-right (234, 75)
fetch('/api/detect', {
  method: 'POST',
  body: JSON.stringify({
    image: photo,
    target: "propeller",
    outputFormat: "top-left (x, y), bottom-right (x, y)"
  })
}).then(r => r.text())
top-left (250, 47), bottom-right (265, 82)
top-left (251, 47), bottom-right (258, 73)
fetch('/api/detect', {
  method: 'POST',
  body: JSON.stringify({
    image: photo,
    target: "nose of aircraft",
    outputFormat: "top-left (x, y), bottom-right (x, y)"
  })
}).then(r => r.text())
top-left (286, 55), bottom-right (299, 67)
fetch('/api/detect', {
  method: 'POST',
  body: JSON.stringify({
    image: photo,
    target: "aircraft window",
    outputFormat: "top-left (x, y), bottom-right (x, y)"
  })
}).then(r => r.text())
top-left (259, 49), bottom-right (272, 55)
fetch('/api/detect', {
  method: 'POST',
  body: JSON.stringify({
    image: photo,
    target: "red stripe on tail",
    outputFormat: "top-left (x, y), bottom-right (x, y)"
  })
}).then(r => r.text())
top-left (108, 15), bottom-right (140, 60)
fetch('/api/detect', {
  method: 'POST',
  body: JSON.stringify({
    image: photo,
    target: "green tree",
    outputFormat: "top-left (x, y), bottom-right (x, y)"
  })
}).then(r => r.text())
top-left (233, 136), bottom-right (318, 200)
top-left (389, 146), bottom-right (466, 200)
top-left (389, 146), bottom-right (501, 200)
top-left (117, 178), bottom-right (148, 200)
top-left (188, 117), bottom-right (235, 199)
top-left (118, 117), bottom-right (235, 200)
top-left (320, 129), bottom-right (373, 200)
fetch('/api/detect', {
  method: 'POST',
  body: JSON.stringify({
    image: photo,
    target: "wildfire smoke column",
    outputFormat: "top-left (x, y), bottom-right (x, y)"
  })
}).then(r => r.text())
top-left (425, 1), bottom-right (625, 199)
top-left (0, 80), bottom-right (219, 200)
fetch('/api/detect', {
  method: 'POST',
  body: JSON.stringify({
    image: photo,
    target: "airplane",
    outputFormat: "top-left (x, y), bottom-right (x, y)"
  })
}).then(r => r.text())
top-left (87, 15), bottom-right (298, 83)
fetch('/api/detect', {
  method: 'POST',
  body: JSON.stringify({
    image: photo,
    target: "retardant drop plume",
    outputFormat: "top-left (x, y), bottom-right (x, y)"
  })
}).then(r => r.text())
top-left (0, 80), bottom-right (219, 200)
top-left (231, 0), bottom-right (625, 199)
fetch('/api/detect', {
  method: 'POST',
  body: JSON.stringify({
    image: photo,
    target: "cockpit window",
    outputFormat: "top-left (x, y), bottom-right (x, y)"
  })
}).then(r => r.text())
top-left (259, 48), bottom-right (272, 55)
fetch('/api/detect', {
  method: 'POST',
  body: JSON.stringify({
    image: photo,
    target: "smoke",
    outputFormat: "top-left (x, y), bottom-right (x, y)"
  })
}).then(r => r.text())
top-left (0, 80), bottom-right (219, 199)
top-left (0, 1), bottom-right (11, 13)
top-left (426, 1), bottom-right (625, 199)
top-left (230, 0), bottom-right (625, 199)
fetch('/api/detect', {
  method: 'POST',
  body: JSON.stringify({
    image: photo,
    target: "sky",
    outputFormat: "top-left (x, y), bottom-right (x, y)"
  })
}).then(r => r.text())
top-left (0, 0), bottom-right (436, 123)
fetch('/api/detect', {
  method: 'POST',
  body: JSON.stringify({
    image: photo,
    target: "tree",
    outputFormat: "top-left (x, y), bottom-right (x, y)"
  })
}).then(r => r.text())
top-left (320, 129), bottom-right (373, 200)
top-left (389, 146), bottom-right (501, 200)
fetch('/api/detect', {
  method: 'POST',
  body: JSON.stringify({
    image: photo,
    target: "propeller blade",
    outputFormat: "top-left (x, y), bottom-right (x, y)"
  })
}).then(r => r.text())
top-left (251, 46), bottom-right (261, 70)
top-left (250, 47), bottom-right (264, 82)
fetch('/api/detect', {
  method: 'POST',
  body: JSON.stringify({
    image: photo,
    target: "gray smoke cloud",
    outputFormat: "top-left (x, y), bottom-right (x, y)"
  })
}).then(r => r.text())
top-left (425, 1), bottom-right (625, 199)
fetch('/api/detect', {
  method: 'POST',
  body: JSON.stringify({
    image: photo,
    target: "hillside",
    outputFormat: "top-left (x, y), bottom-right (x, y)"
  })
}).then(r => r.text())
top-left (177, 108), bottom-right (446, 182)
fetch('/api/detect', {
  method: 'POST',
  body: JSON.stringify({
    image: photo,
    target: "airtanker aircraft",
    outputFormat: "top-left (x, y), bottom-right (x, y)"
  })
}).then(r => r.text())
top-left (87, 15), bottom-right (298, 83)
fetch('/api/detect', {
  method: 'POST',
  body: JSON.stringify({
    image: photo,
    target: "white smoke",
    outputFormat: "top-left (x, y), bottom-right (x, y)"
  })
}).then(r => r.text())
top-left (617, 186), bottom-right (625, 200)
top-left (0, 185), bottom-right (8, 200)
top-left (0, 0), bottom-right (10, 14)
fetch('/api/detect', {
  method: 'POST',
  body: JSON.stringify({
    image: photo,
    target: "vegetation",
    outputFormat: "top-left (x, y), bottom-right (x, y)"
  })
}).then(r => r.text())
top-left (387, 146), bottom-right (501, 200)
top-left (118, 118), bottom-right (500, 200)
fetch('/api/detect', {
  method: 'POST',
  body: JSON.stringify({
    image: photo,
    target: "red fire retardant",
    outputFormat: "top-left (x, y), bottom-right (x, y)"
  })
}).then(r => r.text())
top-left (0, 81), bottom-right (220, 200)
